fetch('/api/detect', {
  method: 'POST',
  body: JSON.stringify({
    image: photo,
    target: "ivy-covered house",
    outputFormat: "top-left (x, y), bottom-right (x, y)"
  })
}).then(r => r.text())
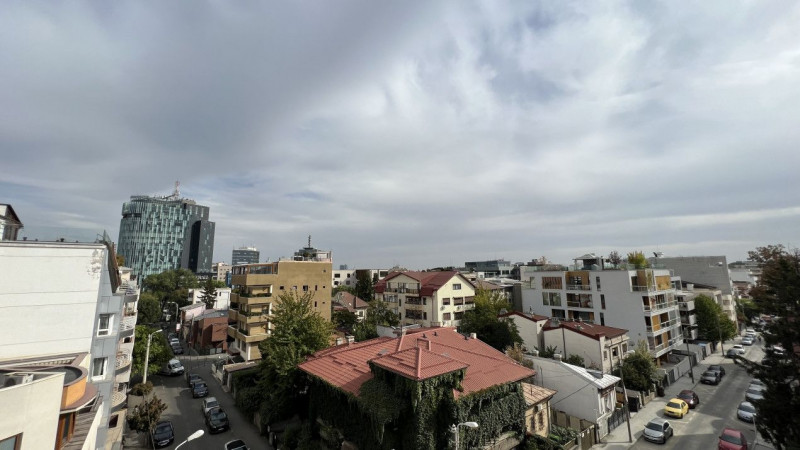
top-left (298, 327), bottom-right (536, 449)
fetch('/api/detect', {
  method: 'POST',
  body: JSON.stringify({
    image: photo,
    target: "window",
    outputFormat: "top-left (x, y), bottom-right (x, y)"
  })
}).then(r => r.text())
top-left (604, 351), bottom-right (608, 360)
top-left (443, 313), bottom-right (452, 320)
top-left (596, 276), bottom-right (601, 291)
top-left (97, 314), bottom-right (112, 336)
top-left (453, 283), bottom-right (462, 290)
top-left (443, 297), bottom-right (451, 305)
top-left (542, 292), bottom-right (562, 306)
top-left (92, 357), bottom-right (107, 379)
top-left (303, 285), bottom-right (309, 292)
top-left (454, 312), bottom-right (464, 320)
top-left (314, 301), bottom-right (317, 308)
top-left (542, 276), bottom-right (563, 289)
top-left (601, 294), bottom-right (606, 309)
top-left (279, 285), bottom-right (285, 290)
top-left (334, 273), bottom-right (341, 278)
top-left (0, 434), bottom-right (22, 450)
top-left (600, 312), bottom-right (605, 326)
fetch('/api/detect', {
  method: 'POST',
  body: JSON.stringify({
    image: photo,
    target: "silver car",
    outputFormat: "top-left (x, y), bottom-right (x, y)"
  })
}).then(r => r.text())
top-left (745, 386), bottom-right (765, 402)
top-left (737, 401), bottom-right (757, 422)
top-left (643, 418), bottom-right (673, 444)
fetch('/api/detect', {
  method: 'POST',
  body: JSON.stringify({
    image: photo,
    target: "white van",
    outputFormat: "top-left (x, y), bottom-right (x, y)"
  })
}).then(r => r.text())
top-left (159, 358), bottom-right (185, 376)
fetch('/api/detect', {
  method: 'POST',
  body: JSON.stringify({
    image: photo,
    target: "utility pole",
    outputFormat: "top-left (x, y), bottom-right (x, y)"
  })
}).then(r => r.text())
top-left (686, 341), bottom-right (695, 383)
top-left (143, 329), bottom-right (162, 385)
top-left (618, 352), bottom-right (633, 443)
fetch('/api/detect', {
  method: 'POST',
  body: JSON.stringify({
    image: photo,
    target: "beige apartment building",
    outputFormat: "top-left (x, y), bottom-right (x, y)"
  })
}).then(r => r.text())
top-left (374, 270), bottom-right (476, 327)
top-left (228, 260), bottom-right (332, 361)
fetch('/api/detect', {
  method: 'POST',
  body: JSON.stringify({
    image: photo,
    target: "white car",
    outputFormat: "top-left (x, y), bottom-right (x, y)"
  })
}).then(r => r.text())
top-left (202, 397), bottom-right (220, 415)
top-left (742, 336), bottom-right (754, 346)
top-left (731, 345), bottom-right (746, 355)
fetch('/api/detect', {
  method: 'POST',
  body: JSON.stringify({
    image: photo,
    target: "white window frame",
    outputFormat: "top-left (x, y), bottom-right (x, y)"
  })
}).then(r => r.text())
top-left (97, 314), bottom-right (113, 336)
top-left (92, 357), bottom-right (107, 379)
top-left (453, 283), bottom-right (462, 290)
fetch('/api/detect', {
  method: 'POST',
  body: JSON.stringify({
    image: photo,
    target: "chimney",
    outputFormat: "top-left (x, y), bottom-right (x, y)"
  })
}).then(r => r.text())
top-left (335, 337), bottom-right (344, 346)
top-left (470, 332), bottom-right (477, 339)
top-left (346, 335), bottom-right (354, 345)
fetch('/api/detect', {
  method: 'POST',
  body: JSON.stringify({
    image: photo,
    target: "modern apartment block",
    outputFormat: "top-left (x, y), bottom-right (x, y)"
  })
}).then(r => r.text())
top-left (231, 247), bottom-right (259, 266)
top-left (117, 186), bottom-right (215, 281)
top-left (374, 271), bottom-right (476, 327)
top-left (654, 256), bottom-right (737, 325)
top-left (518, 254), bottom-right (684, 361)
top-left (332, 268), bottom-right (390, 288)
top-left (464, 259), bottom-right (513, 278)
top-left (0, 239), bottom-right (136, 450)
top-left (228, 250), bottom-right (333, 361)
top-left (212, 262), bottom-right (232, 283)
top-left (0, 203), bottom-right (23, 241)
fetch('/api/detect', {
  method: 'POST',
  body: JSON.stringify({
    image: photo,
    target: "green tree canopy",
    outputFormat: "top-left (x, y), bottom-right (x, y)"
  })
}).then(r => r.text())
top-left (332, 285), bottom-right (355, 296)
top-left (127, 395), bottom-right (167, 433)
top-left (354, 271), bottom-right (375, 302)
top-left (352, 298), bottom-right (399, 342)
top-left (457, 288), bottom-right (522, 352)
top-left (199, 277), bottom-right (218, 309)
top-left (694, 294), bottom-right (737, 342)
top-left (255, 290), bottom-right (334, 425)
top-left (742, 245), bottom-right (800, 450)
top-left (136, 292), bottom-right (162, 325)
top-left (626, 251), bottom-right (650, 269)
top-left (142, 268), bottom-right (199, 310)
top-left (618, 340), bottom-right (659, 392)
top-left (132, 325), bottom-right (172, 377)
top-left (332, 309), bottom-right (358, 334)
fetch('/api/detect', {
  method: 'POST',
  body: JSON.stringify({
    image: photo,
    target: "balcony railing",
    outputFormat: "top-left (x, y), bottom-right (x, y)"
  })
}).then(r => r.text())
top-left (565, 284), bottom-right (591, 291)
top-left (120, 315), bottom-right (136, 336)
top-left (115, 351), bottom-right (132, 371)
top-left (642, 300), bottom-right (677, 313)
top-left (567, 300), bottom-right (593, 308)
top-left (405, 297), bottom-right (425, 305)
top-left (385, 287), bottom-right (420, 294)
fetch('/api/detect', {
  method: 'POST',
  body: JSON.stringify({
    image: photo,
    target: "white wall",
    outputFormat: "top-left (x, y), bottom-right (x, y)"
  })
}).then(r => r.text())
top-left (0, 243), bottom-right (105, 361)
top-left (0, 372), bottom-right (64, 450)
top-left (507, 315), bottom-right (542, 352)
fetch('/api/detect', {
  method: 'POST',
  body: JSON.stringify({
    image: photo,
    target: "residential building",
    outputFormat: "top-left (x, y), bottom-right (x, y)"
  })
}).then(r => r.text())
top-left (186, 310), bottom-right (229, 355)
top-left (179, 303), bottom-right (206, 340)
top-left (655, 256), bottom-right (737, 325)
top-left (522, 382), bottom-right (557, 438)
top-left (228, 247), bottom-right (333, 361)
top-left (231, 247), bottom-right (259, 266)
top-left (332, 268), bottom-right (390, 288)
top-left (117, 185), bottom-right (215, 281)
top-left (332, 292), bottom-right (368, 322)
top-left (464, 259), bottom-right (513, 278)
top-left (0, 239), bottom-right (135, 449)
top-left (187, 287), bottom-right (232, 310)
top-left (0, 203), bottom-right (23, 241)
top-left (298, 327), bottom-right (536, 449)
top-left (676, 281), bottom-right (700, 341)
top-left (540, 319), bottom-right (630, 373)
top-left (518, 253), bottom-right (684, 362)
top-left (525, 356), bottom-right (621, 439)
top-left (499, 311), bottom-right (549, 352)
top-left (212, 262), bottom-right (231, 283)
top-left (374, 271), bottom-right (476, 328)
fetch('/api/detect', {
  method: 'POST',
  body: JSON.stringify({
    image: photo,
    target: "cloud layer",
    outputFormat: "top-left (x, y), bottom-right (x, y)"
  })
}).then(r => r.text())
top-left (3, 1), bottom-right (799, 268)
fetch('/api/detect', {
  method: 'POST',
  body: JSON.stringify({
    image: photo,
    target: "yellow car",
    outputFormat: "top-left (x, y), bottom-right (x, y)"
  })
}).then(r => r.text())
top-left (664, 398), bottom-right (689, 418)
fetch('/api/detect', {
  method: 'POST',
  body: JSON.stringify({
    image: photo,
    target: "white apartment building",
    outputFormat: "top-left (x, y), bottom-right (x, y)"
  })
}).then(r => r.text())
top-left (518, 254), bottom-right (683, 362)
top-left (0, 240), bottom-right (135, 450)
top-left (541, 319), bottom-right (630, 374)
top-left (374, 271), bottom-right (476, 327)
top-left (187, 287), bottom-right (231, 310)
top-left (332, 268), bottom-right (390, 288)
top-left (655, 256), bottom-right (737, 325)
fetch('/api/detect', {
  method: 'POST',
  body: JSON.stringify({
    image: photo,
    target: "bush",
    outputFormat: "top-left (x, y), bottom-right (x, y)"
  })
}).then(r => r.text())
top-left (130, 381), bottom-right (153, 396)
top-left (524, 434), bottom-right (564, 450)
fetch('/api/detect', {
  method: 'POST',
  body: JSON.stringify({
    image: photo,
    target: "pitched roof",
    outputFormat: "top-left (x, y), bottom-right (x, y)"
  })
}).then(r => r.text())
top-left (333, 292), bottom-right (369, 311)
top-left (499, 311), bottom-right (549, 322)
top-left (299, 327), bottom-right (535, 398)
top-left (521, 382), bottom-right (557, 406)
top-left (374, 271), bottom-right (473, 296)
top-left (0, 204), bottom-right (22, 226)
top-left (542, 320), bottom-right (627, 340)
top-left (475, 280), bottom-right (503, 290)
top-left (562, 362), bottom-right (620, 389)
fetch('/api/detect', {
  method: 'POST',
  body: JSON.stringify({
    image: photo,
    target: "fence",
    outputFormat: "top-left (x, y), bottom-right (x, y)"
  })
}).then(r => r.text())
top-left (550, 409), bottom-right (597, 449)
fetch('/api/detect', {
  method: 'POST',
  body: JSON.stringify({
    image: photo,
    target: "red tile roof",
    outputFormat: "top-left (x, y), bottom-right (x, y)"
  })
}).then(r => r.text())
top-left (542, 320), bottom-right (628, 340)
top-left (299, 327), bottom-right (535, 398)
top-left (374, 271), bottom-right (474, 296)
top-left (499, 311), bottom-right (549, 322)
top-left (333, 292), bottom-right (369, 312)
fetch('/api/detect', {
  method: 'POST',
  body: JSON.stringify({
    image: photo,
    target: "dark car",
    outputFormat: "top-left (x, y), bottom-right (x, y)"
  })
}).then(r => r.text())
top-left (701, 370), bottom-right (721, 385)
top-left (225, 439), bottom-right (249, 450)
top-left (719, 427), bottom-right (748, 450)
top-left (205, 407), bottom-right (230, 433)
top-left (186, 372), bottom-right (202, 387)
top-left (676, 389), bottom-right (700, 409)
top-left (171, 343), bottom-right (184, 355)
top-left (708, 364), bottom-right (726, 378)
top-left (192, 381), bottom-right (209, 398)
top-left (150, 421), bottom-right (175, 448)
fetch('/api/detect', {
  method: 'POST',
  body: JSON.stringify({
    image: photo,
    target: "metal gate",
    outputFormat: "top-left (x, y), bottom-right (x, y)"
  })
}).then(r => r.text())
top-left (607, 406), bottom-right (628, 432)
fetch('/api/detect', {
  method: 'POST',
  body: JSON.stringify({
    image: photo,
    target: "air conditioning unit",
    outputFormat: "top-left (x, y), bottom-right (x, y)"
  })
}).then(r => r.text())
top-left (534, 403), bottom-right (545, 412)
top-left (4, 373), bottom-right (34, 386)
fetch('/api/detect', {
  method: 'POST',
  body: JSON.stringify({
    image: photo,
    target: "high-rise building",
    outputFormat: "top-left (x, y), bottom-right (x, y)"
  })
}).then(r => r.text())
top-left (231, 247), bottom-right (259, 266)
top-left (117, 185), bottom-right (215, 281)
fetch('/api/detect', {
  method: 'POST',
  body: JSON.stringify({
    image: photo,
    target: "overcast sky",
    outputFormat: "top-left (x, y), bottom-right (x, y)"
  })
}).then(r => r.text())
top-left (3, 1), bottom-right (799, 269)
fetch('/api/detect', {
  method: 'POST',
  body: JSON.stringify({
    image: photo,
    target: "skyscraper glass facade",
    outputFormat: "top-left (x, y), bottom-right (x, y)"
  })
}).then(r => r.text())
top-left (117, 194), bottom-right (215, 281)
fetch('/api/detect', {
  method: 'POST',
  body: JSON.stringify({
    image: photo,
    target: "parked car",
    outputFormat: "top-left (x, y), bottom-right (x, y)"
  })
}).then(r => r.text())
top-left (205, 407), bottom-right (230, 433)
top-left (159, 358), bottom-right (185, 376)
top-left (749, 379), bottom-right (766, 389)
top-left (731, 345), bottom-right (746, 355)
top-left (171, 343), bottom-right (184, 355)
top-left (737, 401), bottom-right (757, 423)
top-left (169, 337), bottom-right (180, 346)
top-left (742, 336), bottom-right (754, 346)
top-left (745, 386), bottom-right (765, 402)
top-left (225, 440), bottom-right (249, 450)
top-left (202, 397), bottom-right (220, 415)
top-left (718, 427), bottom-right (748, 450)
top-left (726, 349), bottom-right (740, 358)
top-left (192, 381), bottom-right (209, 398)
top-left (676, 390), bottom-right (700, 409)
top-left (708, 364), bottom-right (726, 378)
top-left (186, 372), bottom-right (202, 387)
top-left (150, 421), bottom-right (175, 449)
top-left (643, 418), bottom-right (673, 444)
top-left (701, 370), bottom-right (721, 385)
top-left (664, 398), bottom-right (689, 419)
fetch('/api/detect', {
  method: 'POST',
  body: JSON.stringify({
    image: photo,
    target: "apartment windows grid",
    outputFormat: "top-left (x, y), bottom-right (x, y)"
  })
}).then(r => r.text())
top-left (97, 314), bottom-right (112, 336)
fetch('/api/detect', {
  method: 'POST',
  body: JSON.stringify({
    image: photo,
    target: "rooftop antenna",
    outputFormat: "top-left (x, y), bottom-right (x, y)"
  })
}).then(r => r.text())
top-left (308, 234), bottom-right (312, 248)
top-left (174, 180), bottom-right (180, 198)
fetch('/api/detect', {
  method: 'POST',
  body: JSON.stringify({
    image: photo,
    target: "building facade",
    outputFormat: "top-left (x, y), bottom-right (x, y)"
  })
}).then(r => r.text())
top-left (655, 256), bottom-right (737, 325)
top-left (0, 204), bottom-right (23, 241)
top-left (464, 259), bottom-right (513, 278)
top-left (374, 271), bottom-right (476, 328)
top-left (117, 187), bottom-right (215, 281)
top-left (518, 254), bottom-right (684, 361)
top-left (231, 247), bottom-right (259, 266)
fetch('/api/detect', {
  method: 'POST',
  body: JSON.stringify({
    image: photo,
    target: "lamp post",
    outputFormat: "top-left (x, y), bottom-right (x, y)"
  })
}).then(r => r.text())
top-left (685, 340), bottom-right (695, 383)
top-left (174, 429), bottom-right (204, 449)
top-left (142, 329), bottom-right (162, 385)
top-left (715, 313), bottom-right (725, 355)
top-left (451, 421), bottom-right (478, 450)
top-left (618, 350), bottom-right (635, 443)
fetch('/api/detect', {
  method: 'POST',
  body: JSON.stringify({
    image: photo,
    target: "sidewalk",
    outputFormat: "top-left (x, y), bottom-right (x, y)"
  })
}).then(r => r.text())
top-left (595, 345), bottom-right (728, 449)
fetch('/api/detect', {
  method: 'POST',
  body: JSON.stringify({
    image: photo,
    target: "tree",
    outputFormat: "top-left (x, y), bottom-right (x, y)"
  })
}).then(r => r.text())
top-left (116, 254), bottom-right (125, 267)
top-left (741, 245), bottom-right (800, 449)
top-left (143, 268), bottom-right (199, 310)
top-left (352, 298), bottom-right (399, 342)
top-left (332, 285), bottom-right (355, 296)
top-left (607, 251), bottom-right (622, 268)
top-left (694, 295), bottom-right (737, 343)
top-left (457, 288), bottom-right (522, 352)
top-left (136, 292), bottom-right (162, 325)
top-left (127, 395), bottom-right (167, 433)
top-left (332, 309), bottom-right (358, 334)
top-left (506, 343), bottom-right (534, 369)
top-left (565, 354), bottom-right (585, 367)
top-left (255, 290), bottom-right (334, 425)
top-left (132, 325), bottom-right (172, 377)
top-left (354, 271), bottom-right (375, 302)
top-left (617, 341), bottom-right (659, 392)
top-left (199, 277), bottom-right (218, 310)
top-left (626, 251), bottom-right (649, 269)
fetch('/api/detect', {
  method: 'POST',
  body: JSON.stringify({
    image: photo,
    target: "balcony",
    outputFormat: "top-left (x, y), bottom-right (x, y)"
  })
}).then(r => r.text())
top-left (565, 284), bottom-right (591, 291)
top-left (120, 315), bottom-right (136, 338)
top-left (237, 295), bottom-right (272, 306)
top-left (678, 300), bottom-right (695, 311)
top-left (243, 313), bottom-right (268, 325)
top-left (111, 385), bottom-right (127, 412)
top-left (228, 309), bottom-right (239, 321)
top-left (115, 350), bottom-right (132, 373)
top-left (680, 315), bottom-right (697, 326)
top-left (385, 287), bottom-right (420, 294)
top-left (228, 326), bottom-right (268, 343)
top-left (642, 300), bottom-right (677, 313)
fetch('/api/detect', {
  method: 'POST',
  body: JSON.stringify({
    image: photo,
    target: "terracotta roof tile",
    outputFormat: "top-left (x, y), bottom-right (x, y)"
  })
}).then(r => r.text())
top-left (521, 382), bottom-right (557, 406)
top-left (542, 320), bottom-right (627, 340)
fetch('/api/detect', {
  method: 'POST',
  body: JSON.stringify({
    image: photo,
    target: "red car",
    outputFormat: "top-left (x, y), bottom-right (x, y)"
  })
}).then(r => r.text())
top-left (677, 389), bottom-right (700, 409)
top-left (719, 427), bottom-right (748, 450)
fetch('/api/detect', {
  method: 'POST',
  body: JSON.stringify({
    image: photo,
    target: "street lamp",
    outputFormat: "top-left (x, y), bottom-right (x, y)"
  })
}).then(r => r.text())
top-left (451, 421), bottom-right (478, 450)
top-left (142, 329), bottom-right (162, 385)
top-left (715, 313), bottom-right (725, 355)
top-left (617, 350), bottom-right (635, 443)
top-left (174, 429), bottom-right (204, 449)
